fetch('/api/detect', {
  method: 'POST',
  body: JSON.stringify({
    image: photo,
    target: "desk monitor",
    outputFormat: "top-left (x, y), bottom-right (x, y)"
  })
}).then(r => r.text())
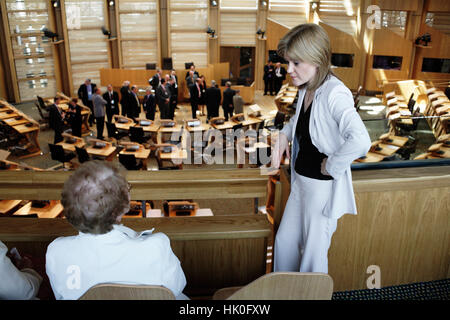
top-left (187, 119), bottom-right (201, 127)
top-left (161, 120), bottom-right (175, 127)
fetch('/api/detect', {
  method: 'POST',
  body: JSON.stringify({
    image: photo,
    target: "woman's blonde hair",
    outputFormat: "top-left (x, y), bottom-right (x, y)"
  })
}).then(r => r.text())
top-left (278, 23), bottom-right (332, 90)
top-left (61, 161), bottom-right (130, 234)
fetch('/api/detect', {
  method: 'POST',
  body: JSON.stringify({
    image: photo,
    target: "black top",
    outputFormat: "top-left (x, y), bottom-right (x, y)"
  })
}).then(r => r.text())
top-left (294, 99), bottom-right (333, 180)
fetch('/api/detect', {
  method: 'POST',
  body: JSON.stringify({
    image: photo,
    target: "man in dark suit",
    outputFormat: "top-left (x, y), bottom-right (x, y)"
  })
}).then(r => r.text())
top-left (120, 81), bottom-right (131, 118)
top-left (143, 87), bottom-right (156, 121)
top-left (189, 78), bottom-right (202, 119)
top-left (205, 80), bottom-right (221, 121)
top-left (263, 60), bottom-right (275, 96)
top-left (67, 98), bottom-right (82, 137)
top-left (129, 85), bottom-right (141, 119)
top-left (274, 62), bottom-right (287, 94)
top-left (77, 79), bottom-right (96, 125)
top-left (222, 81), bottom-right (236, 121)
top-left (48, 96), bottom-right (65, 144)
top-left (149, 68), bottom-right (162, 89)
top-left (171, 69), bottom-right (179, 110)
top-left (102, 84), bottom-right (119, 123)
top-left (167, 77), bottom-right (177, 120)
top-left (156, 78), bottom-right (170, 119)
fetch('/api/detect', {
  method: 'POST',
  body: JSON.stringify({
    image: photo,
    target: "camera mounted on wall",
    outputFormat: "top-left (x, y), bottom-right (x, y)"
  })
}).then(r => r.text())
top-left (415, 33), bottom-right (431, 46)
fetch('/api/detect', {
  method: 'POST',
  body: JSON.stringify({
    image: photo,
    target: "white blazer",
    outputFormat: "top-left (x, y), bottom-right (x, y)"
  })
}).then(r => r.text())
top-left (46, 224), bottom-right (187, 300)
top-left (0, 241), bottom-right (42, 300)
top-left (281, 74), bottom-right (371, 219)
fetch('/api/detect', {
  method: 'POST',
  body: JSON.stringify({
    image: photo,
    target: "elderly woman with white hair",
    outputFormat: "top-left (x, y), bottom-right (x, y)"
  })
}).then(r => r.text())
top-left (271, 24), bottom-right (371, 273)
top-left (45, 161), bottom-right (187, 299)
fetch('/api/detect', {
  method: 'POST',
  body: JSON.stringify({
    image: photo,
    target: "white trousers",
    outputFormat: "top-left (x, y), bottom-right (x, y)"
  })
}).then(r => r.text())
top-left (274, 172), bottom-right (337, 273)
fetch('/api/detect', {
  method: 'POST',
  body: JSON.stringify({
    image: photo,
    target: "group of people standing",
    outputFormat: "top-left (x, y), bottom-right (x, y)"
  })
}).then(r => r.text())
top-left (263, 60), bottom-right (287, 96)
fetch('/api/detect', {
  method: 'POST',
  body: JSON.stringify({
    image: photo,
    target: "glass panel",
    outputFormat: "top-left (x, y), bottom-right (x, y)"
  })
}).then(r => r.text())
top-left (220, 12), bottom-right (257, 46)
top-left (169, 0), bottom-right (208, 69)
top-left (268, 0), bottom-right (308, 28)
top-left (65, 0), bottom-right (109, 94)
top-left (372, 55), bottom-right (402, 70)
top-left (19, 78), bottom-right (57, 101)
top-left (421, 58), bottom-right (450, 73)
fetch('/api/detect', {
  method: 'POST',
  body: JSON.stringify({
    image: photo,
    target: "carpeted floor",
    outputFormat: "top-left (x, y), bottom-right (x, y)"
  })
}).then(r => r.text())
top-left (332, 278), bottom-right (450, 300)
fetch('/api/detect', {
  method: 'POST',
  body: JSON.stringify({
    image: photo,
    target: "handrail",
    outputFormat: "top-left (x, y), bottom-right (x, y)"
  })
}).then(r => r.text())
top-left (0, 168), bottom-right (269, 200)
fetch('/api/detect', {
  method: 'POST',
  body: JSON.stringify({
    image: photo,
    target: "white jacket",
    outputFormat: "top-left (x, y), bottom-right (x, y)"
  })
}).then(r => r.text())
top-left (0, 241), bottom-right (42, 300)
top-left (46, 224), bottom-right (187, 300)
top-left (281, 74), bottom-right (371, 219)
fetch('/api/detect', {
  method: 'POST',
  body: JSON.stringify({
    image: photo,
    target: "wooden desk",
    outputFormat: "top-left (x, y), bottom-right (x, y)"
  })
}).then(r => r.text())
top-left (371, 142), bottom-right (400, 156)
top-left (120, 144), bottom-right (151, 169)
top-left (379, 135), bottom-right (409, 147)
top-left (0, 160), bottom-right (20, 171)
top-left (355, 152), bottom-right (385, 163)
top-left (3, 117), bottom-right (30, 126)
top-left (0, 200), bottom-right (21, 215)
top-left (57, 136), bottom-right (86, 152)
top-left (158, 123), bottom-right (183, 133)
top-left (186, 123), bottom-right (210, 133)
top-left (12, 123), bottom-right (41, 158)
top-left (241, 118), bottom-right (263, 129)
top-left (158, 149), bottom-right (188, 169)
top-left (13, 200), bottom-right (63, 218)
top-left (114, 119), bottom-right (135, 131)
top-left (210, 121), bottom-right (235, 130)
top-left (86, 144), bottom-right (117, 161)
top-left (0, 111), bottom-right (19, 120)
top-left (147, 208), bottom-right (213, 217)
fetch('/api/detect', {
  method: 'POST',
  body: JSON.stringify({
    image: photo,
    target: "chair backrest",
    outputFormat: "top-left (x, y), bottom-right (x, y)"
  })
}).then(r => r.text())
top-left (79, 283), bottom-right (176, 300)
top-left (48, 143), bottom-right (65, 162)
top-left (119, 153), bottom-right (138, 170)
top-left (37, 96), bottom-right (47, 110)
top-left (225, 272), bottom-right (333, 300)
top-left (34, 102), bottom-right (46, 120)
top-left (129, 126), bottom-right (144, 141)
top-left (75, 146), bottom-right (90, 163)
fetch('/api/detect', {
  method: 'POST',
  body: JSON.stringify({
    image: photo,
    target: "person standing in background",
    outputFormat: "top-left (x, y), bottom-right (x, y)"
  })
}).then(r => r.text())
top-left (143, 87), bottom-right (156, 121)
top-left (130, 85), bottom-right (141, 119)
top-left (171, 69), bottom-right (179, 110)
top-left (92, 88), bottom-right (107, 140)
top-left (103, 84), bottom-right (119, 123)
top-left (120, 81), bottom-right (131, 118)
top-left (48, 96), bottom-right (65, 144)
top-left (67, 98), bottom-right (82, 138)
top-left (263, 60), bottom-right (275, 96)
top-left (222, 81), bottom-right (236, 121)
top-left (77, 79), bottom-right (96, 126)
top-left (232, 89), bottom-right (245, 115)
top-left (274, 62), bottom-right (287, 94)
top-left (205, 80), bottom-right (221, 121)
top-left (156, 78), bottom-right (170, 119)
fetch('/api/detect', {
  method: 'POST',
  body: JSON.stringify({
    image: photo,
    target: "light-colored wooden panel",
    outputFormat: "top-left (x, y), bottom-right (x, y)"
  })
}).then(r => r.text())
top-left (277, 165), bottom-right (450, 292)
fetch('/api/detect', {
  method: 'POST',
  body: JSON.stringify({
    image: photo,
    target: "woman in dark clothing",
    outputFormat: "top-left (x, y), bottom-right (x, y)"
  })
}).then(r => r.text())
top-left (198, 75), bottom-right (207, 116)
top-left (67, 98), bottom-right (83, 137)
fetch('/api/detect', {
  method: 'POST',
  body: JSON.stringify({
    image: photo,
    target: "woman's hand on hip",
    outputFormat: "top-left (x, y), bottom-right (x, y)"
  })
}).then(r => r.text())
top-left (271, 132), bottom-right (290, 169)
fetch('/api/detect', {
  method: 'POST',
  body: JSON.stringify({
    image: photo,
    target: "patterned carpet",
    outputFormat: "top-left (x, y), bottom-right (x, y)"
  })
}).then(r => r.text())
top-left (332, 278), bottom-right (450, 300)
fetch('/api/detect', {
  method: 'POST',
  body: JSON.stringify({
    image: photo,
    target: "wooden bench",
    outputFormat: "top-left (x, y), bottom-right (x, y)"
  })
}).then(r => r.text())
top-left (0, 215), bottom-right (271, 296)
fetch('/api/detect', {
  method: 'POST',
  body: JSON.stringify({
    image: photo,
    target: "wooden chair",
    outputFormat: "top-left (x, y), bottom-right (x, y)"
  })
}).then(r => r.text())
top-left (79, 283), bottom-right (176, 300)
top-left (212, 272), bottom-right (333, 300)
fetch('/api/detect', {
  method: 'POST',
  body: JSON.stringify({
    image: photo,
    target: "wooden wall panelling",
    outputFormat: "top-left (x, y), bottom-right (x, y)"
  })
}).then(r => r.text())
top-left (0, 215), bottom-right (272, 296)
top-left (255, 1), bottom-right (268, 91)
top-left (275, 165), bottom-right (450, 292)
top-left (47, 1), bottom-right (64, 95)
top-left (412, 24), bottom-right (450, 87)
top-left (364, 27), bottom-right (414, 91)
top-left (208, 2), bottom-right (220, 64)
top-left (320, 22), bottom-right (363, 91)
top-left (0, 0), bottom-right (20, 102)
top-left (0, 4), bottom-right (11, 100)
top-left (424, 0), bottom-right (450, 12)
top-left (374, 0), bottom-right (420, 11)
top-left (159, 0), bottom-right (167, 68)
top-left (59, 0), bottom-right (74, 98)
